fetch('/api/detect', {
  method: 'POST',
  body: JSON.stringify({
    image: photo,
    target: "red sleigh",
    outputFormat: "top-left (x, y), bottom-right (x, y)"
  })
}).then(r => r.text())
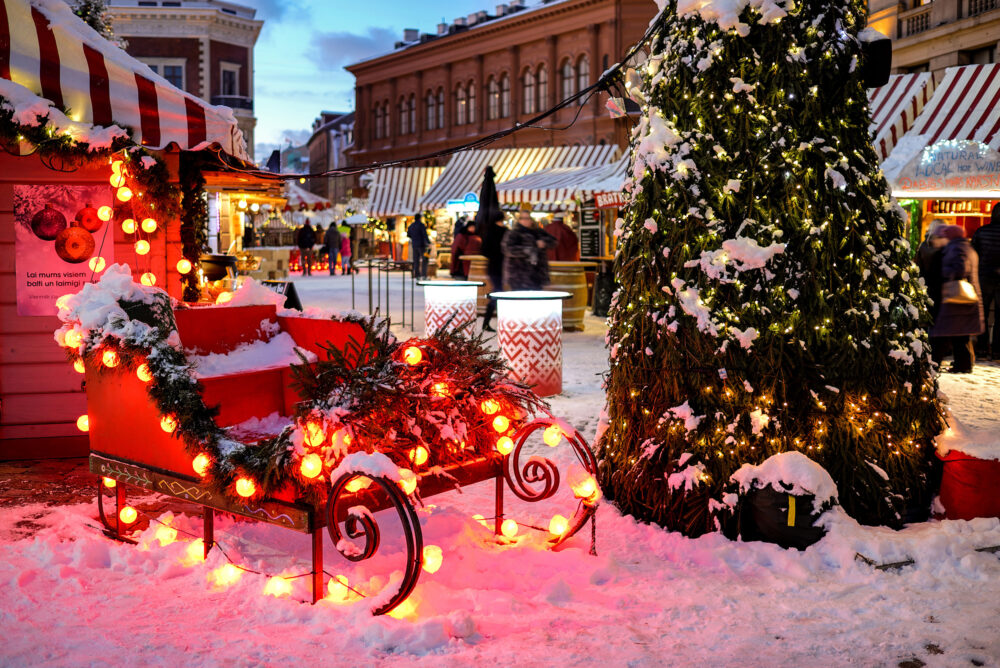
top-left (78, 301), bottom-right (599, 615)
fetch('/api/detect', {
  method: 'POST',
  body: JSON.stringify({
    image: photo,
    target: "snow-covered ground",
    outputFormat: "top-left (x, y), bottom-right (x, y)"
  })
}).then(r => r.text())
top-left (2, 270), bottom-right (999, 667)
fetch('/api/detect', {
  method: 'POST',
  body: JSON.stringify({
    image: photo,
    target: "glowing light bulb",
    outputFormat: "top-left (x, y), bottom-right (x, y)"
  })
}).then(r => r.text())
top-left (496, 436), bottom-right (514, 455)
top-left (235, 477), bottom-right (256, 497)
top-left (571, 476), bottom-right (601, 505)
top-left (97, 205), bottom-right (113, 221)
top-left (215, 291), bottom-right (233, 305)
top-left (480, 399), bottom-right (500, 415)
top-left (386, 597), bottom-right (416, 619)
top-left (402, 346), bottom-right (423, 365)
top-left (176, 259), bottom-right (192, 274)
top-left (73, 358), bottom-right (85, 374)
top-left (300, 453), bottom-right (323, 479)
top-left (398, 469), bottom-right (417, 496)
top-left (422, 545), bottom-right (443, 574)
top-left (64, 330), bottom-right (83, 349)
top-left (154, 524), bottom-right (177, 547)
top-left (102, 476), bottom-right (116, 488)
top-left (304, 422), bottom-right (325, 448)
top-left (327, 574), bottom-right (350, 601)
top-left (88, 256), bottom-right (106, 272)
top-left (548, 514), bottom-right (569, 536)
top-left (409, 446), bottom-right (429, 466)
top-left (111, 159), bottom-right (123, 174)
top-left (345, 476), bottom-right (371, 493)
top-left (264, 577), bottom-right (293, 597)
top-left (109, 172), bottom-right (126, 188)
top-left (160, 414), bottom-right (178, 433)
top-left (140, 272), bottom-right (156, 286)
top-left (543, 424), bottom-right (563, 447)
top-left (238, 198), bottom-right (248, 210)
top-left (116, 186), bottom-right (133, 202)
top-left (500, 518), bottom-right (518, 538)
top-left (208, 564), bottom-right (242, 588)
top-left (492, 415), bottom-right (510, 433)
top-left (102, 350), bottom-right (119, 368)
top-left (118, 506), bottom-right (137, 524)
top-left (193, 453), bottom-right (211, 477)
top-left (122, 218), bottom-right (137, 234)
top-left (141, 218), bottom-right (157, 233)
top-left (76, 414), bottom-right (90, 432)
top-left (136, 363), bottom-right (153, 382)
top-left (431, 382), bottom-right (450, 398)
top-left (134, 240), bottom-right (150, 255)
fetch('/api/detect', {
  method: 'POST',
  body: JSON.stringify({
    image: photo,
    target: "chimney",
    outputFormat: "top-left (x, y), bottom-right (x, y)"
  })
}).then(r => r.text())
top-left (403, 28), bottom-right (419, 42)
top-left (467, 12), bottom-right (479, 24)
top-left (453, 16), bottom-right (467, 26)
top-left (495, 4), bottom-right (508, 16)
top-left (437, 22), bottom-right (448, 35)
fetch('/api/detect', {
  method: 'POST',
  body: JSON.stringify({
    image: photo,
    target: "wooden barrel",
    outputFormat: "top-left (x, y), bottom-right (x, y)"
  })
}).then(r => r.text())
top-left (549, 261), bottom-right (596, 331)
top-left (461, 255), bottom-right (490, 315)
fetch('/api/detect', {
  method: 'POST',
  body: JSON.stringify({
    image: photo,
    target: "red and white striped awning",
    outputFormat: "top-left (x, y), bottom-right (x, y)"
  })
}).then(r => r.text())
top-left (496, 154), bottom-right (628, 205)
top-left (419, 145), bottom-right (619, 209)
top-left (868, 72), bottom-right (937, 162)
top-left (900, 64), bottom-right (1000, 150)
top-left (0, 0), bottom-right (248, 159)
top-left (284, 183), bottom-right (331, 211)
top-left (367, 166), bottom-right (444, 217)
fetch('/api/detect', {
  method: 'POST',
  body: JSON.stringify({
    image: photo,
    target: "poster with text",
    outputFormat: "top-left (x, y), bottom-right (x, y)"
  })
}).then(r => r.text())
top-left (14, 184), bottom-right (116, 316)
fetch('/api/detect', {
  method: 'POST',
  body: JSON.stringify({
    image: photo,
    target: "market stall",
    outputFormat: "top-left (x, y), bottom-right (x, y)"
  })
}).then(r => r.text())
top-left (364, 166), bottom-right (443, 260)
top-left (0, 0), bottom-right (253, 459)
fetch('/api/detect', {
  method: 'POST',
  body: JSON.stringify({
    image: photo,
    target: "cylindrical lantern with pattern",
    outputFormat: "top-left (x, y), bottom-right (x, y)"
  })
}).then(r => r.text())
top-left (492, 291), bottom-right (570, 397)
top-left (419, 281), bottom-right (483, 336)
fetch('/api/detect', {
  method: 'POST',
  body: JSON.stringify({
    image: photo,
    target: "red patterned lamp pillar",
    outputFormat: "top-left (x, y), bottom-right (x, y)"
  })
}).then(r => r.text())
top-left (419, 280), bottom-right (483, 336)
top-left (492, 291), bottom-right (571, 397)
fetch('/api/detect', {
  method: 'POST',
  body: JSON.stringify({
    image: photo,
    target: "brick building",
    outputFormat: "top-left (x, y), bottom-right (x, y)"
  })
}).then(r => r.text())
top-left (345, 0), bottom-right (657, 168)
top-left (307, 111), bottom-right (356, 204)
top-left (867, 0), bottom-right (1000, 75)
top-left (108, 0), bottom-right (263, 159)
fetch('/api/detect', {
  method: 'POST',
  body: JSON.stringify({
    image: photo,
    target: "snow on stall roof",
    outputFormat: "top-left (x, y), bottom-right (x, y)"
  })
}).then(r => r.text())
top-left (731, 451), bottom-right (839, 509)
top-left (189, 332), bottom-right (316, 378)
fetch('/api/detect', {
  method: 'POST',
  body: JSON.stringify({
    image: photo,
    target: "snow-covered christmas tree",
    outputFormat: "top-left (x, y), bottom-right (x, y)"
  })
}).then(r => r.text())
top-left (598, 0), bottom-right (945, 535)
top-left (72, 0), bottom-right (122, 46)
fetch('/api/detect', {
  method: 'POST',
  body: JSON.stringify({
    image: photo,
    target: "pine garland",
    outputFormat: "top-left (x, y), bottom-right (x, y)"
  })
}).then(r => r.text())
top-left (178, 155), bottom-right (209, 301)
top-left (598, 0), bottom-right (945, 535)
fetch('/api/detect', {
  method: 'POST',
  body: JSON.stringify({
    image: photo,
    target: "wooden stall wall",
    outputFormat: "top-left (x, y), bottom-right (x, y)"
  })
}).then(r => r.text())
top-left (0, 152), bottom-right (182, 460)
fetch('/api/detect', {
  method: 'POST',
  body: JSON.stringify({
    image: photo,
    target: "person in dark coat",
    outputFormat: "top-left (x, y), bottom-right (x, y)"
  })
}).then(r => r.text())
top-left (407, 215), bottom-right (431, 279)
top-left (296, 221), bottom-right (317, 276)
top-left (460, 221), bottom-right (482, 277)
top-left (930, 225), bottom-right (985, 373)
top-left (916, 220), bottom-right (949, 363)
top-left (971, 203), bottom-right (1000, 359)
top-left (502, 208), bottom-right (556, 291)
top-left (323, 223), bottom-right (341, 276)
top-left (544, 211), bottom-right (580, 262)
top-left (450, 223), bottom-right (473, 279)
top-left (481, 217), bottom-right (508, 332)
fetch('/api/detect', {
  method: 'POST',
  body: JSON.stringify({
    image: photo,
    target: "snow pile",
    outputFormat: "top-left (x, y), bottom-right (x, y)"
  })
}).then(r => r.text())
top-left (190, 332), bottom-right (317, 378)
top-left (227, 412), bottom-right (292, 442)
top-left (329, 452), bottom-right (403, 484)
top-left (731, 451), bottom-right (839, 509)
top-left (664, 0), bottom-right (791, 33)
top-left (224, 278), bottom-right (287, 308)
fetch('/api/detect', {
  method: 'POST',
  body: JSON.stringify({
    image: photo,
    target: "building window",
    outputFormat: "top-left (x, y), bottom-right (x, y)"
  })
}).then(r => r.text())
top-left (162, 65), bottom-right (184, 90)
top-left (407, 95), bottom-right (416, 135)
top-left (467, 81), bottom-right (476, 124)
top-left (522, 68), bottom-right (536, 114)
top-left (487, 76), bottom-right (500, 120)
top-left (373, 105), bottom-right (382, 140)
top-left (426, 91), bottom-right (436, 131)
top-left (220, 62), bottom-right (240, 96)
top-left (961, 45), bottom-right (996, 65)
top-left (577, 55), bottom-right (589, 104)
top-left (537, 65), bottom-right (548, 112)
top-left (500, 74), bottom-right (511, 118)
top-left (399, 98), bottom-right (409, 135)
top-left (561, 58), bottom-right (575, 101)
top-left (383, 100), bottom-right (391, 138)
top-left (436, 88), bottom-right (445, 129)
top-left (140, 58), bottom-right (186, 91)
top-left (456, 85), bottom-right (467, 125)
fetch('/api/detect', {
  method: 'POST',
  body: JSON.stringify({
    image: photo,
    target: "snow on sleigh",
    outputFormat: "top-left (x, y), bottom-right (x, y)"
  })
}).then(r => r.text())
top-left (56, 266), bottom-right (599, 615)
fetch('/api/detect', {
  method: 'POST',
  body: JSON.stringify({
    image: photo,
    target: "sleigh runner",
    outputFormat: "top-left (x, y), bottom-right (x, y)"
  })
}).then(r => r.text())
top-left (60, 266), bottom-right (599, 615)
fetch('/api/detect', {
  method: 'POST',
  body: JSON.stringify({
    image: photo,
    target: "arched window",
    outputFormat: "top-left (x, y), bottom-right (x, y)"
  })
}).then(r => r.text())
top-left (398, 98), bottom-right (408, 135)
top-left (522, 68), bottom-right (536, 115)
top-left (500, 74), bottom-right (511, 118)
top-left (436, 88), bottom-right (445, 129)
top-left (561, 58), bottom-right (575, 101)
top-left (577, 55), bottom-right (590, 105)
top-left (455, 84), bottom-right (467, 125)
top-left (487, 76), bottom-right (500, 121)
top-left (467, 81), bottom-right (477, 124)
top-left (372, 104), bottom-right (381, 140)
top-left (536, 65), bottom-right (548, 112)
top-left (383, 100), bottom-right (391, 137)
top-left (425, 91), bottom-right (436, 131)
top-left (407, 95), bottom-right (415, 135)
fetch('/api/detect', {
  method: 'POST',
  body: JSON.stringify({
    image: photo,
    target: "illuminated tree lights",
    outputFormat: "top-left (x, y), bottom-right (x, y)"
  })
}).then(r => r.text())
top-left (598, 0), bottom-right (944, 535)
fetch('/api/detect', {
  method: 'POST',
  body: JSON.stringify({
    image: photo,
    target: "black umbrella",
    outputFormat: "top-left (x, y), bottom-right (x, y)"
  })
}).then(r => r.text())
top-left (473, 165), bottom-right (503, 232)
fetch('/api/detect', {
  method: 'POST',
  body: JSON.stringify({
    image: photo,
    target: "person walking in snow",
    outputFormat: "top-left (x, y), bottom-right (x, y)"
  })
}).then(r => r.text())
top-left (296, 221), bottom-right (317, 276)
top-left (971, 203), bottom-right (1000, 359)
top-left (502, 208), bottom-right (556, 291)
top-left (544, 211), bottom-right (580, 262)
top-left (930, 225), bottom-right (984, 373)
top-left (407, 215), bottom-right (431, 279)
top-left (481, 216), bottom-right (508, 332)
top-left (917, 219), bottom-right (949, 364)
top-left (339, 231), bottom-right (353, 275)
top-left (323, 222), bottom-right (341, 276)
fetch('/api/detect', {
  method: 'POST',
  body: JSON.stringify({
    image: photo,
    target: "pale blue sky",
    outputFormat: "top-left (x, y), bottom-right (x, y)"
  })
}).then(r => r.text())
top-left (243, 0), bottom-right (498, 159)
